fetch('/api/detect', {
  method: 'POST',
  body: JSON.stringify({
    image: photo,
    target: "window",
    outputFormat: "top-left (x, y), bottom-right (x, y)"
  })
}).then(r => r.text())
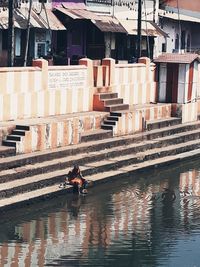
top-left (181, 30), bottom-right (186, 50)
top-left (162, 43), bottom-right (166, 52)
top-left (175, 34), bottom-right (179, 50)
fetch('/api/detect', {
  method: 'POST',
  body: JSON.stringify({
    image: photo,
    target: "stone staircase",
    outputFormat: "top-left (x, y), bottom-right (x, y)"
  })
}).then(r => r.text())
top-left (2, 125), bottom-right (30, 148)
top-left (0, 117), bottom-right (200, 210)
top-left (92, 91), bottom-right (129, 134)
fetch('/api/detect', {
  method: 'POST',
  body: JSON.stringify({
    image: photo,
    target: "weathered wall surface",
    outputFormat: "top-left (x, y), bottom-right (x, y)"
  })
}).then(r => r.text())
top-left (172, 102), bottom-right (197, 123)
top-left (15, 112), bottom-right (106, 154)
top-left (0, 59), bottom-right (94, 122)
top-left (113, 104), bottom-right (172, 136)
top-left (102, 58), bottom-right (157, 105)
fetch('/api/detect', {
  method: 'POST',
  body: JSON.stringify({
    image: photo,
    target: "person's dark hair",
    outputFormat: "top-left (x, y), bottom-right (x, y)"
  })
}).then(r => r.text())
top-left (73, 164), bottom-right (79, 170)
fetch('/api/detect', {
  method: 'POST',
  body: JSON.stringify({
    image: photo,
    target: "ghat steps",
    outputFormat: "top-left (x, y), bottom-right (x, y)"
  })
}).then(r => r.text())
top-left (1, 117), bottom-right (200, 210)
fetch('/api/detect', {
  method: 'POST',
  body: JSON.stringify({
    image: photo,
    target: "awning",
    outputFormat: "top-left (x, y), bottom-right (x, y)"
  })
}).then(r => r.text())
top-left (55, 6), bottom-right (127, 33)
top-left (0, 7), bottom-right (66, 30)
top-left (91, 16), bottom-right (127, 33)
top-left (54, 6), bottom-right (100, 20)
top-left (118, 19), bottom-right (168, 37)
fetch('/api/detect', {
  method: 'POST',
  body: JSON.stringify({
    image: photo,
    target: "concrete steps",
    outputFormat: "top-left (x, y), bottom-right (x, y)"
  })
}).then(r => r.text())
top-left (0, 146), bottom-right (16, 158)
top-left (105, 103), bottom-right (129, 112)
top-left (146, 117), bottom-right (182, 131)
top-left (93, 92), bottom-right (129, 131)
top-left (2, 125), bottom-right (30, 148)
top-left (1, 119), bottom-right (200, 172)
top-left (1, 146), bottom-right (200, 211)
top-left (1, 118), bottom-right (200, 210)
top-left (0, 137), bottom-right (200, 201)
top-left (81, 129), bottom-right (112, 142)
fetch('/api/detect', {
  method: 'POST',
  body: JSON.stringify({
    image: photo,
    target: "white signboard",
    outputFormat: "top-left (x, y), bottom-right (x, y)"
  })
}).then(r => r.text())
top-left (48, 69), bottom-right (87, 90)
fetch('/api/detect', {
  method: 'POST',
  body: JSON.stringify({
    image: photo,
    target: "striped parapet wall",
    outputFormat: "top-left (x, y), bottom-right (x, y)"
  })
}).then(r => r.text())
top-left (7, 112), bottom-right (107, 154)
top-left (0, 88), bottom-right (93, 121)
top-left (197, 99), bottom-right (200, 116)
top-left (0, 59), bottom-right (94, 122)
top-left (172, 102), bottom-right (197, 123)
top-left (113, 104), bottom-right (172, 136)
top-left (102, 57), bottom-right (157, 105)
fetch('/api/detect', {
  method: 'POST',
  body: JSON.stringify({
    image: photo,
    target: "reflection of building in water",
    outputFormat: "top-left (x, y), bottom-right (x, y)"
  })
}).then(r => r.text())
top-left (0, 181), bottom-right (167, 266)
top-left (179, 170), bottom-right (200, 226)
top-left (179, 170), bottom-right (200, 196)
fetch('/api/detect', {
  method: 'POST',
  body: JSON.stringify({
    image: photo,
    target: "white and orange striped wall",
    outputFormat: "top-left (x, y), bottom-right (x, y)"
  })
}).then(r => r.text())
top-left (0, 59), bottom-right (95, 122)
top-left (14, 112), bottom-right (107, 154)
top-left (101, 57), bottom-right (157, 105)
top-left (113, 104), bottom-right (172, 136)
top-left (172, 102), bottom-right (197, 123)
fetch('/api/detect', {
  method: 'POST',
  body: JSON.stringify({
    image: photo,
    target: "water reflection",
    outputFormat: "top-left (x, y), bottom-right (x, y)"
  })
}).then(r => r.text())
top-left (1, 161), bottom-right (200, 266)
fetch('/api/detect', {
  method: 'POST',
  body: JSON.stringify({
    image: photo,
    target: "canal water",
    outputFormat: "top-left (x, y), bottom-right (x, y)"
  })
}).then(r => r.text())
top-left (1, 159), bottom-right (200, 267)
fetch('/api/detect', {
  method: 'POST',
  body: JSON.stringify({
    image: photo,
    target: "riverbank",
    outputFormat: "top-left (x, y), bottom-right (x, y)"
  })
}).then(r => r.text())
top-left (1, 115), bottom-right (200, 211)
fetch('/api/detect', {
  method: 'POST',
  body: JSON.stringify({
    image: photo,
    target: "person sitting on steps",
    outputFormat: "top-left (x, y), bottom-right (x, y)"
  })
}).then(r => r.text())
top-left (66, 165), bottom-right (88, 193)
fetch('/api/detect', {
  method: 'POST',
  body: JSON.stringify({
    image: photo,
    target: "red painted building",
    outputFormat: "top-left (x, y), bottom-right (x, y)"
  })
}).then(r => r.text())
top-left (162, 0), bottom-right (200, 12)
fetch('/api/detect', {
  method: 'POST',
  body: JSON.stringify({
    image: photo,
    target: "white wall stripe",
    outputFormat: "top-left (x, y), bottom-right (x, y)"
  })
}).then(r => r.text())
top-left (0, 95), bottom-right (3, 121)
top-left (133, 83), bottom-right (138, 104)
top-left (123, 67), bottom-right (128, 84)
top-left (57, 122), bottom-right (64, 147)
top-left (124, 84), bottom-right (129, 104)
top-left (141, 66), bottom-right (146, 83)
top-left (21, 71), bottom-right (29, 93)
top-left (72, 89), bottom-right (78, 113)
top-left (121, 115), bottom-right (126, 134)
top-left (6, 72), bottom-right (14, 94)
top-left (128, 113), bottom-right (133, 133)
top-left (32, 126), bottom-right (38, 152)
top-left (10, 94), bottom-right (18, 119)
top-left (37, 91), bottom-right (45, 117)
top-left (60, 90), bottom-right (67, 115)
top-left (24, 93), bottom-right (31, 118)
top-left (83, 88), bottom-right (89, 111)
top-left (49, 91), bottom-right (55, 116)
top-left (150, 107), bottom-right (154, 120)
top-left (34, 71), bottom-right (42, 92)
top-left (142, 83), bottom-right (146, 104)
top-left (135, 112), bottom-right (139, 131)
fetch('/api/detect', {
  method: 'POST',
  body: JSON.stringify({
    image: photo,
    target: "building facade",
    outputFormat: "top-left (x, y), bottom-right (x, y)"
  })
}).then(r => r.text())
top-left (158, 0), bottom-right (200, 54)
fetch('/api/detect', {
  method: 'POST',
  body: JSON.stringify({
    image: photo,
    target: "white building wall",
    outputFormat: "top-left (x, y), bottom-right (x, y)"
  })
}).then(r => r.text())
top-left (157, 17), bottom-right (193, 54)
top-left (177, 64), bottom-right (186, 103)
top-left (192, 61), bottom-right (198, 101)
top-left (158, 63), bottom-right (167, 102)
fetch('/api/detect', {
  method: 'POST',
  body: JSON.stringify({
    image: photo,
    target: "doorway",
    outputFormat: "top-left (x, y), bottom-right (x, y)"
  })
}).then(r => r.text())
top-left (166, 63), bottom-right (179, 103)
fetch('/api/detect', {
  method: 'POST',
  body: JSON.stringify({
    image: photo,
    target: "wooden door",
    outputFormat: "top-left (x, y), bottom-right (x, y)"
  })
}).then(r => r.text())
top-left (188, 62), bottom-right (194, 102)
top-left (166, 63), bottom-right (179, 103)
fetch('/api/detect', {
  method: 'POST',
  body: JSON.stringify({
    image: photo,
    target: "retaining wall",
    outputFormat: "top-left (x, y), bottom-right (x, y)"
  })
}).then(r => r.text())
top-left (15, 112), bottom-right (107, 154)
top-left (101, 57), bottom-right (157, 105)
top-left (113, 104), bottom-right (172, 136)
top-left (172, 102), bottom-right (198, 123)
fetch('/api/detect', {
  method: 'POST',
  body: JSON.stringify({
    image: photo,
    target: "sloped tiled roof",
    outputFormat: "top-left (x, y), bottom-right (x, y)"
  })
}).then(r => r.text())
top-left (154, 53), bottom-right (200, 64)
top-left (0, 7), bottom-right (66, 30)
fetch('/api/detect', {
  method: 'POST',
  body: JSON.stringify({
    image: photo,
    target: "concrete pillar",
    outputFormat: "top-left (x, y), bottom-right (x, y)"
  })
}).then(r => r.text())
top-left (102, 58), bottom-right (115, 86)
top-left (32, 59), bottom-right (48, 90)
top-left (138, 57), bottom-right (151, 81)
top-left (79, 58), bottom-right (94, 87)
